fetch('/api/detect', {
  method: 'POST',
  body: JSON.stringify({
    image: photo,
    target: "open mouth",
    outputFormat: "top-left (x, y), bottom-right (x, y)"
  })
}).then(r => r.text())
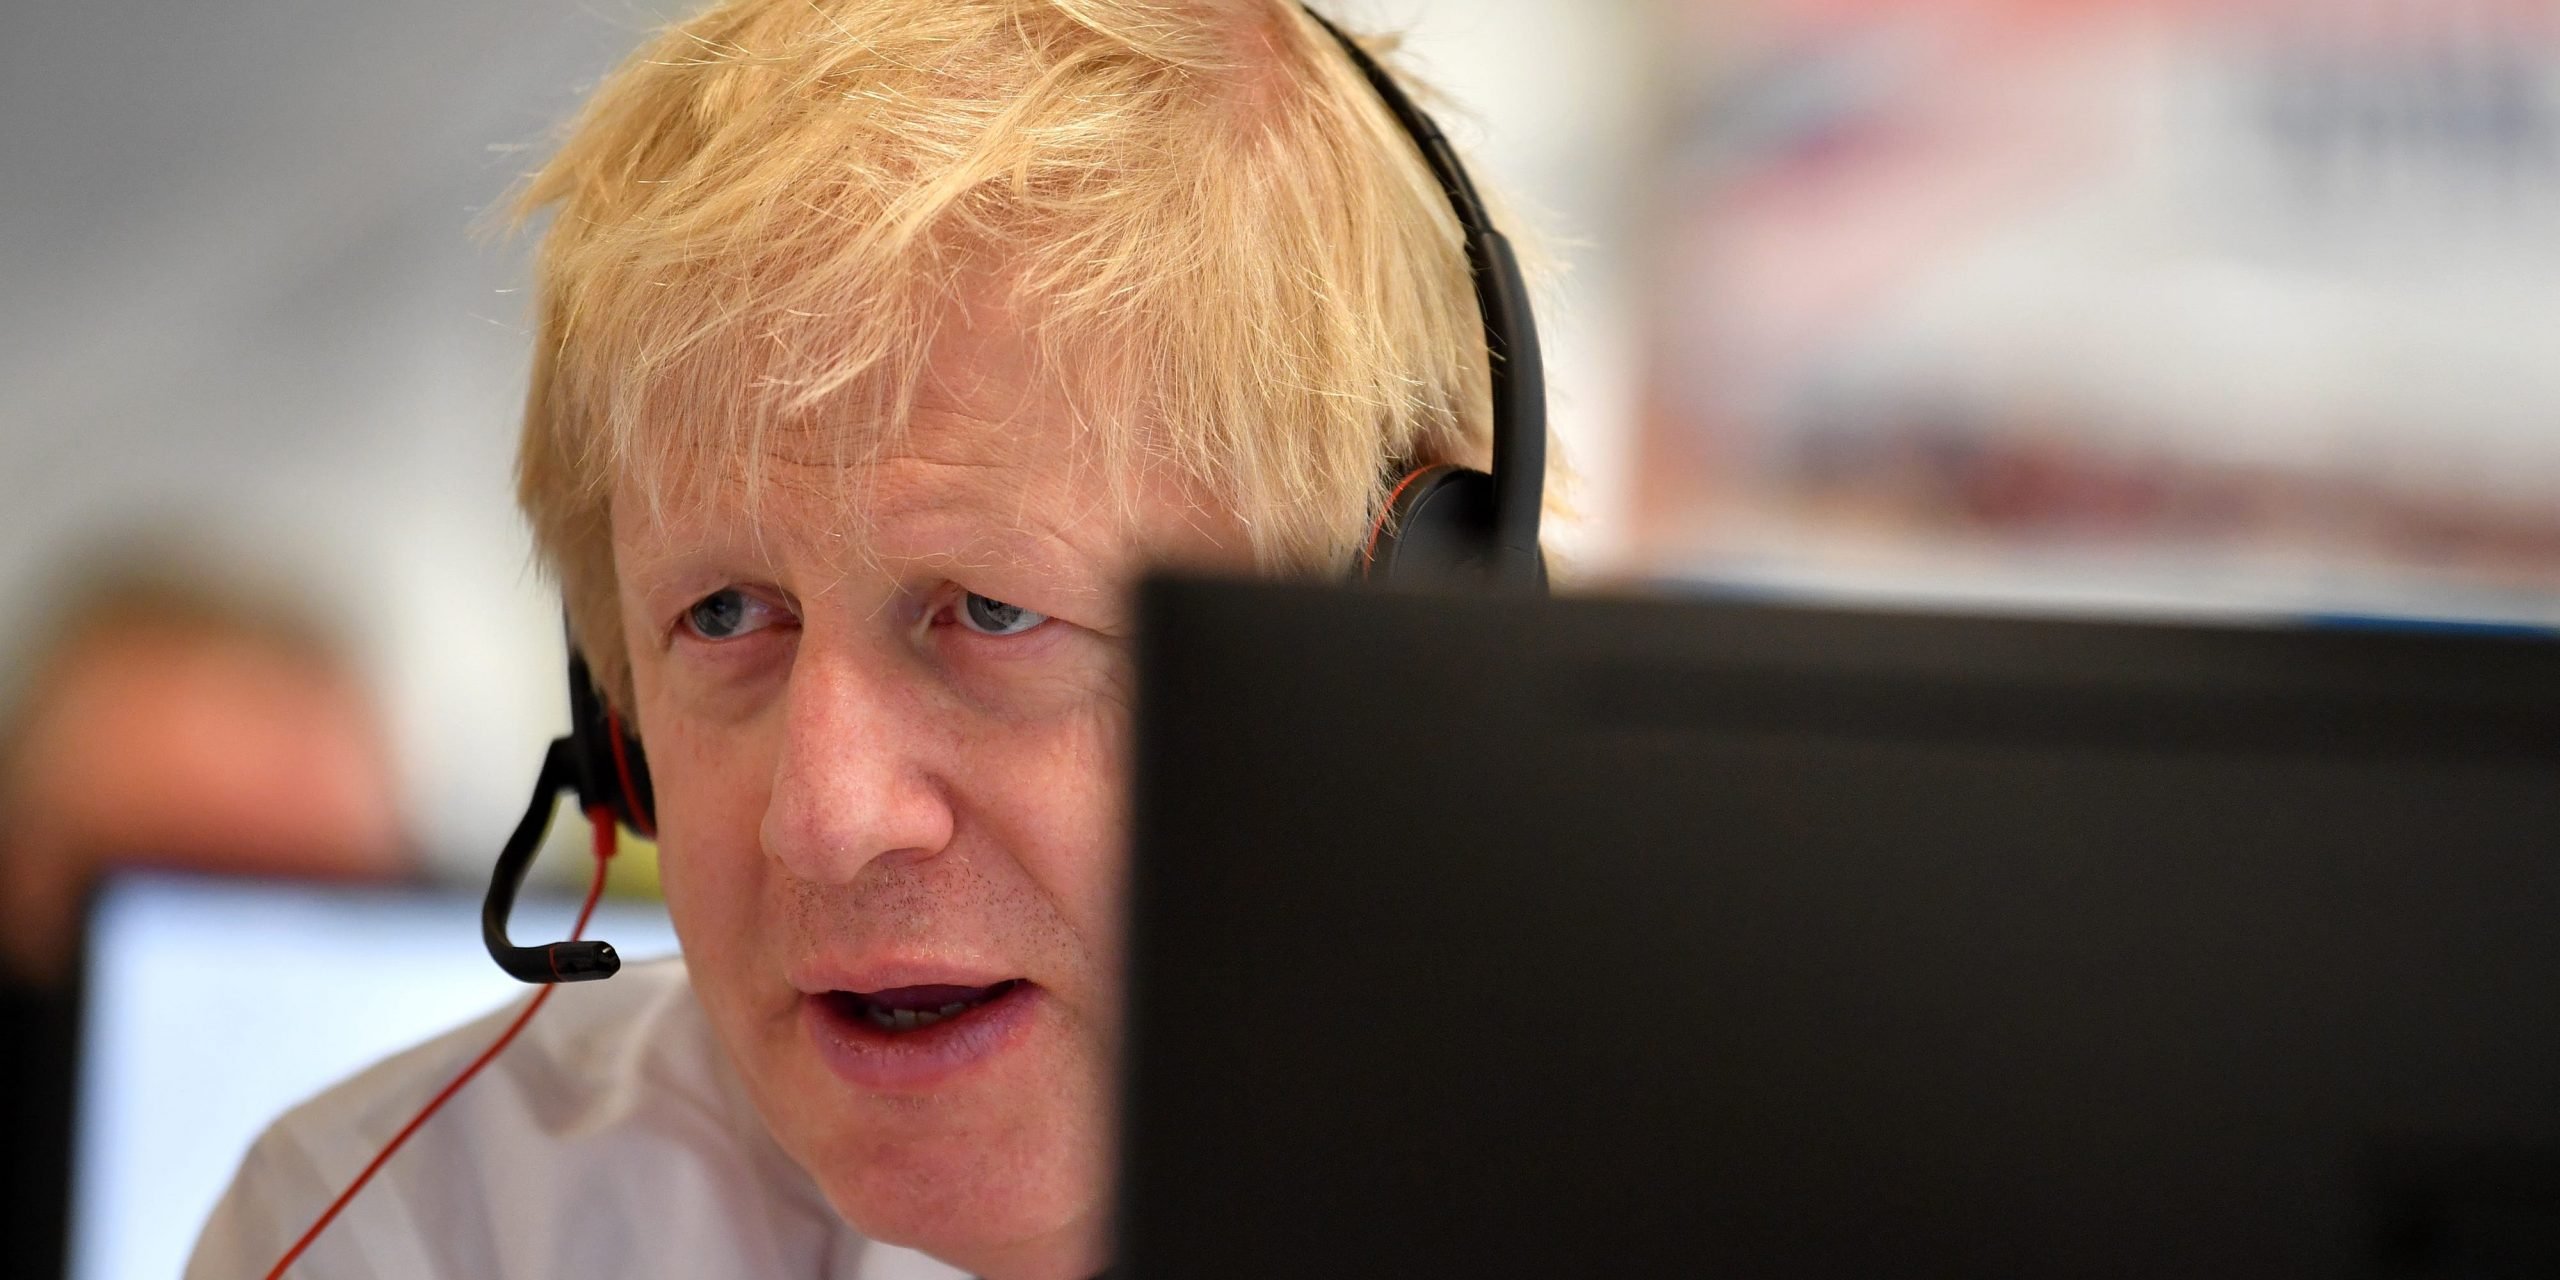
top-left (821, 979), bottom-right (1028, 1034)
top-left (801, 974), bottom-right (1041, 1089)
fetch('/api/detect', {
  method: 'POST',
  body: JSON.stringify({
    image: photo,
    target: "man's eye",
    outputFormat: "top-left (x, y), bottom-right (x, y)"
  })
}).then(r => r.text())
top-left (683, 588), bottom-right (767, 641)
top-left (957, 592), bottom-right (1048, 638)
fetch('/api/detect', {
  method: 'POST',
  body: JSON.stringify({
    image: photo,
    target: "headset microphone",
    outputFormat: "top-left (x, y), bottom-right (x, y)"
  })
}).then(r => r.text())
top-left (482, 646), bottom-right (650, 984)
top-left (481, 739), bottom-right (621, 983)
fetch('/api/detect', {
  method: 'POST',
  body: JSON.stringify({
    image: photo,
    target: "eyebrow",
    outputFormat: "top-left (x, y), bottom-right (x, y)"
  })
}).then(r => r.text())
top-left (619, 507), bottom-right (1109, 609)
top-left (871, 525), bottom-right (1108, 603)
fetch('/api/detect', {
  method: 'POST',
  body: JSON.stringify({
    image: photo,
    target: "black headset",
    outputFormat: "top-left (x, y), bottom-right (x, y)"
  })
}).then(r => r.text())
top-left (482, 4), bottom-right (1546, 986)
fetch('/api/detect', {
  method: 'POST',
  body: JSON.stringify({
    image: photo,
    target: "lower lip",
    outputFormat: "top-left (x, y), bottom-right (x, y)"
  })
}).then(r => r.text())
top-left (801, 983), bottom-right (1041, 1093)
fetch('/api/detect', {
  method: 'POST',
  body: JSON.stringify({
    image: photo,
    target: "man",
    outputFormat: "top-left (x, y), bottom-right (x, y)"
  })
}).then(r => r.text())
top-left (190, 1), bottom-right (1528, 1275)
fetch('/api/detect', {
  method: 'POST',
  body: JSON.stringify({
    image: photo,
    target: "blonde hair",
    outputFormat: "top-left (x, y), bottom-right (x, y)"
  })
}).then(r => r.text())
top-left (514, 0), bottom-right (1505, 705)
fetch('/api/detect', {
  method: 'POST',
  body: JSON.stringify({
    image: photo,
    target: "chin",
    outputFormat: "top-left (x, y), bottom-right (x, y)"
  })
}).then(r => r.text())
top-left (828, 1139), bottom-right (1093, 1250)
top-left (775, 1031), bottom-right (1114, 1276)
top-left (814, 1110), bottom-right (1111, 1278)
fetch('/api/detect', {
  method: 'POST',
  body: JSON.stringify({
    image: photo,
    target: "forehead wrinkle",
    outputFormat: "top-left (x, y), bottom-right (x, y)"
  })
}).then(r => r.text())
top-left (863, 518), bottom-right (1092, 600)
top-left (870, 460), bottom-right (1116, 599)
top-left (614, 458), bottom-right (868, 598)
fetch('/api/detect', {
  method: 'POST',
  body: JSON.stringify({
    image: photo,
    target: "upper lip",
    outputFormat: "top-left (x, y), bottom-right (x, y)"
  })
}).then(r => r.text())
top-left (789, 956), bottom-right (1028, 996)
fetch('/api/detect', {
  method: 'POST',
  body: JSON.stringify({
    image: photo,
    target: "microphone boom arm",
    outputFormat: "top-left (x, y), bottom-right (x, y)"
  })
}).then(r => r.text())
top-left (482, 738), bottom-right (621, 983)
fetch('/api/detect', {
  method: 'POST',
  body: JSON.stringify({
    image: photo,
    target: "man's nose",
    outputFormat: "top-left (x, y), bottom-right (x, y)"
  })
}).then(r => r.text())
top-left (758, 651), bottom-right (956, 885)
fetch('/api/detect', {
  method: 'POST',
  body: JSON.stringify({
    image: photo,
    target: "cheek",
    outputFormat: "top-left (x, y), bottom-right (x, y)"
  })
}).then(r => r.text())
top-left (965, 700), bottom-right (1135, 980)
top-left (647, 712), bottom-right (778, 966)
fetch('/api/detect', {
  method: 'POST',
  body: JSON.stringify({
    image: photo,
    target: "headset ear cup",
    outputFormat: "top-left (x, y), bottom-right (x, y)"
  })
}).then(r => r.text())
top-left (1359, 464), bottom-right (1499, 584)
top-left (604, 712), bottom-right (657, 838)
top-left (564, 645), bottom-right (657, 837)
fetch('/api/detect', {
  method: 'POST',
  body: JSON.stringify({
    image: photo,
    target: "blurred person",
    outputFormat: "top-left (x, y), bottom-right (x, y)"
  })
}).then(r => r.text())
top-left (187, 1), bottom-right (1550, 1278)
top-left (0, 554), bottom-right (406, 1273)
top-left (0, 562), bottom-right (408, 985)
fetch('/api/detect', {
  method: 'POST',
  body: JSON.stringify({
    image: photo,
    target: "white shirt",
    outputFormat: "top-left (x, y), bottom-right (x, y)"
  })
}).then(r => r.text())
top-left (186, 958), bottom-right (970, 1280)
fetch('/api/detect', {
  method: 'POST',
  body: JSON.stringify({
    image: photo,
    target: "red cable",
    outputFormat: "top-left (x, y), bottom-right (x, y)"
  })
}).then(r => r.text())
top-left (263, 807), bottom-right (618, 1280)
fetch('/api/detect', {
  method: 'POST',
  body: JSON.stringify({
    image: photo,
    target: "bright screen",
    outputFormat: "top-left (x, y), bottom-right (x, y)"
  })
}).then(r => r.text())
top-left (69, 873), bottom-right (682, 1280)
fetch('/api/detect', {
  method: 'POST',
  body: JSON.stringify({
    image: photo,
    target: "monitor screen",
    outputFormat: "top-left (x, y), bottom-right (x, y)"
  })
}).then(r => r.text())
top-left (1118, 577), bottom-right (2560, 1278)
top-left (70, 873), bottom-right (681, 1280)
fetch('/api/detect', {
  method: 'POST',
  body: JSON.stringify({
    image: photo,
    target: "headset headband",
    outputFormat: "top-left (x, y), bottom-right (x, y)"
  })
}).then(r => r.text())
top-left (1302, 7), bottom-right (1547, 581)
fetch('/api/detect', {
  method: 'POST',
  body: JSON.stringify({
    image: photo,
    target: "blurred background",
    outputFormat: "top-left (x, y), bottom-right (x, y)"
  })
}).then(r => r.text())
top-left (3, 0), bottom-right (2556, 1274)
top-left (1645, 0), bottom-right (2560, 622)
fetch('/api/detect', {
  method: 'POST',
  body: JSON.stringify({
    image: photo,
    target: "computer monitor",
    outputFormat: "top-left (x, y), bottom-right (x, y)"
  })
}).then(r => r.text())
top-left (70, 873), bottom-right (680, 1280)
top-left (1116, 578), bottom-right (2560, 1278)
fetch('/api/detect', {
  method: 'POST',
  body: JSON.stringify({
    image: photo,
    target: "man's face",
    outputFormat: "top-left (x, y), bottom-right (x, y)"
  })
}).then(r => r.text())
top-left (612, 307), bottom-right (1245, 1280)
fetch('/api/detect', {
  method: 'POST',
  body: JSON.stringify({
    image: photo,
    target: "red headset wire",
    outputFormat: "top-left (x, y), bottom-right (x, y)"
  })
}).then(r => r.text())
top-left (262, 805), bottom-right (619, 1280)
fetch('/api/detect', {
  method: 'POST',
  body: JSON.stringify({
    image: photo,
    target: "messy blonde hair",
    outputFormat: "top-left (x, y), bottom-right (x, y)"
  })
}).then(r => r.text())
top-left (514, 0), bottom-right (1502, 705)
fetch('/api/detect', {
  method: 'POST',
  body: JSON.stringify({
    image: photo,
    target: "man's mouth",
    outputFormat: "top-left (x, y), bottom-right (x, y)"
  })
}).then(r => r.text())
top-left (822, 979), bottom-right (1028, 1034)
top-left (803, 976), bottom-right (1041, 1090)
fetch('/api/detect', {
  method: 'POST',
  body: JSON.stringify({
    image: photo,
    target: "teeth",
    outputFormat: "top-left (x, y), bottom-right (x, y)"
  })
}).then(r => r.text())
top-left (863, 1003), bottom-right (967, 1032)
top-left (852, 988), bottom-right (1010, 1033)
